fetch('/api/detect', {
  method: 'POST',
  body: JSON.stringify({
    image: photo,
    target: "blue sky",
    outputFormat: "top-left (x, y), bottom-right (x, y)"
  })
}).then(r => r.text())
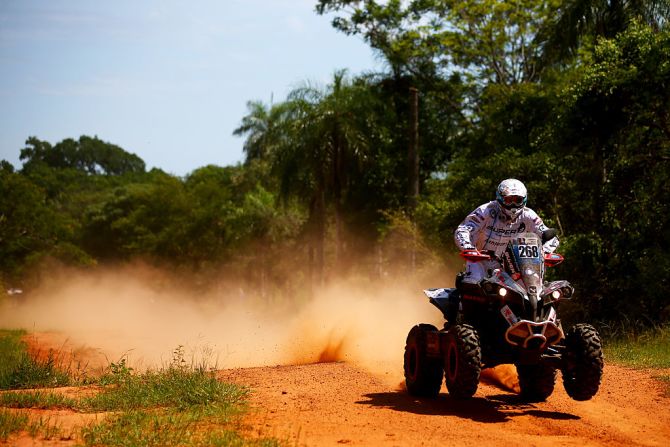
top-left (0, 0), bottom-right (381, 176)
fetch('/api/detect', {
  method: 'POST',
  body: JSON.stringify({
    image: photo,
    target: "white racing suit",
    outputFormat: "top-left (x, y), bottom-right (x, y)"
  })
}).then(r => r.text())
top-left (454, 201), bottom-right (560, 285)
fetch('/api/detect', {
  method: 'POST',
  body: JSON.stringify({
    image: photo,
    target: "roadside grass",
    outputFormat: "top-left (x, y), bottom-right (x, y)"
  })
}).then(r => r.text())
top-left (83, 356), bottom-right (247, 413)
top-left (205, 430), bottom-right (282, 447)
top-left (603, 324), bottom-right (670, 369)
top-left (26, 414), bottom-right (73, 442)
top-left (0, 330), bottom-right (71, 389)
top-left (603, 324), bottom-right (670, 394)
top-left (0, 391), bottom-right (77, 409)
top-left (80, 407), bottom-right (280, 447)
top-left (0, 337), bottom-right (280, 446)
top-left (0, 409), bottom-right (28, 441)
top-left (77, 349), bottom-right (280, 446)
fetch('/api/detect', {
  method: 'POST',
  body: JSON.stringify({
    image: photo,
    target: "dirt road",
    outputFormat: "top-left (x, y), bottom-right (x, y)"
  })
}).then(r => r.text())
top-left (218, 362), bottom-right (670, 447)
top-left (4, 332), bottom-right (670, 446)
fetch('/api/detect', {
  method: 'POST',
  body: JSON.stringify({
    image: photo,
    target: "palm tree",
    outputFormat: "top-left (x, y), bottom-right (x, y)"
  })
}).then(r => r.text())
top-left (234, 71), bottom-right (385, 285)
top-left (289, 71), bottom-right (385, 273)
top-left (538, 0), bottom-right (669, 66)
top-left (233, 100), bottom-right (290, 163)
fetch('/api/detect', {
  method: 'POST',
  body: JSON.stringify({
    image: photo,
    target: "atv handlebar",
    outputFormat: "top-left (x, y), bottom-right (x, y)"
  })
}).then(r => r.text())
top-left (459, 249), bottom-right (565, 267)
top-left (543, 252), bottom-right (564, 267)
top-left (459, 249), bottom-right (493, 262)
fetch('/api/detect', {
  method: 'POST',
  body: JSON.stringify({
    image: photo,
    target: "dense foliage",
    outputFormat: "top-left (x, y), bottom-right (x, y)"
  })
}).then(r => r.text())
top-left (1, 2), bottom-right (668, 325)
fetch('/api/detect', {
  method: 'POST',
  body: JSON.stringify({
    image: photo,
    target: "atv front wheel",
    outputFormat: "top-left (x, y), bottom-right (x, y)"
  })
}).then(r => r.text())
top-left (562, 324), bottom-right (604, 401)
top-left (404, 324), bottom-right (443, 397)
top-left (517, 363), bottom-right (557, 402)
top-left (444, 324), bottom-right (481, 399)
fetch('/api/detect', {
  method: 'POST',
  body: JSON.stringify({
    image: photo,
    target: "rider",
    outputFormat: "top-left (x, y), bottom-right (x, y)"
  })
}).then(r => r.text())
top-left (447, 179), bottom-right (560, 322)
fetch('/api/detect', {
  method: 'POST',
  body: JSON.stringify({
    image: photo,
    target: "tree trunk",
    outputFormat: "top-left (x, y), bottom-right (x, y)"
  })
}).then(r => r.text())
top-left (310, 186), bottom-right (326, 288)
top-left (408, 87), bottom-right (420, 273)
top-left (333, 126), bottom-right (345, 272)
top-left (408, 87), bottom-right (420, 211)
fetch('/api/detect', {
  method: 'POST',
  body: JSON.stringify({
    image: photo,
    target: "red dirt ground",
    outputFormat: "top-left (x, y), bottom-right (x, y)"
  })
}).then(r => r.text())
top-left (3, 333), bottom-right (670, 446)
top-left (219, 362), bottom-right (670, 447)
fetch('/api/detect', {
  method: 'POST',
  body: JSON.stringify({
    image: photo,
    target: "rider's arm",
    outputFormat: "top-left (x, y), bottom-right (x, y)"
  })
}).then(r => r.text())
top-left (527, 209), bottom-right (559, 253)
top-left (454, 203), bottom-right (488, 251)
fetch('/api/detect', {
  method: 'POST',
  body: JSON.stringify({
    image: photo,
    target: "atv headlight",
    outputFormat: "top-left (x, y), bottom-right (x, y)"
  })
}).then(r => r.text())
top-left (551, 290), bottom-right (561, 299)
top-left (498, 287), bottom-right (508, 297)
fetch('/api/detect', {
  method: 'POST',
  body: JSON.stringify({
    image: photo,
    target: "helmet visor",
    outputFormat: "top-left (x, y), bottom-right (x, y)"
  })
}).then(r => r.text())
top-left (502, 195), bottom-right (525, 208)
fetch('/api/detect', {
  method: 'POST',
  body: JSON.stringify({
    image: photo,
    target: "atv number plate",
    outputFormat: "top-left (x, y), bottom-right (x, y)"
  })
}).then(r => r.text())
top-left (518, 244), bottom-right (540, 258)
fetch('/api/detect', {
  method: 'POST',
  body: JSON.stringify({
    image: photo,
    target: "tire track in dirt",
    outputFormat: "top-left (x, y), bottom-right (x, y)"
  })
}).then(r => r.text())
top-left (218, 362), bottom-right (670, 447)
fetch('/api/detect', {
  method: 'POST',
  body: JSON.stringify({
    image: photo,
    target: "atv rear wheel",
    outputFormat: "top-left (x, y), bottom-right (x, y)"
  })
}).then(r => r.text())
top-left (516, 363), bottom-right (557, 402)
top-left (562, 324), bottom-right (604, 401)
top-left (404, 324), bottom-right (443, 397)
top-left (444, 324), bottom-right (481, 399)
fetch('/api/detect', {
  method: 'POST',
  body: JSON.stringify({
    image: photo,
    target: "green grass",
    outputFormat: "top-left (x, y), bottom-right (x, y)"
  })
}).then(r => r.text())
top-left (604, 324), bottom-right (670, 395)
top-left (0, 339), bottom-right (280, 446)
top-left (83, 358), bottom-right (248, 413)
top-left (0, 330), bottom-right (71, 389)
top-left (204, 431), bottom-right (282, 447)
top-left (80, 407), bottom-right (281, 447)
top-left (78, 351), bottom-right (272, 447)
top-left (0, 391), bottom-right (77, 409)
top-left (26, 414), bottom-right (70, 441)
top-left (0, 409), bottom-right (29, 441)
top-left (604, 325), bottom-right (670, 369)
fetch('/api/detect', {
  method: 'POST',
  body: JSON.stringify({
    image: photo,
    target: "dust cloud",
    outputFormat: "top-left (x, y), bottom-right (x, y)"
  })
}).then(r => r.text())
top-left (0, 262), bottom-right (451, 382)
top-left (480, 365), bottom-right (521, 393)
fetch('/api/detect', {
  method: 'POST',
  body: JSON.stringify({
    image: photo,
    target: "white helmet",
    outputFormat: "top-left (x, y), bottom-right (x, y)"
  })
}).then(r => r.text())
top-left (496, 179), bottom-right (527, 220)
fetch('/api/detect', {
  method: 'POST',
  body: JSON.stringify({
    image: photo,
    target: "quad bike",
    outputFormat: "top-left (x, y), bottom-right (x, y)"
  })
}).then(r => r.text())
top-left (404, 230), bottom-right (604, 401)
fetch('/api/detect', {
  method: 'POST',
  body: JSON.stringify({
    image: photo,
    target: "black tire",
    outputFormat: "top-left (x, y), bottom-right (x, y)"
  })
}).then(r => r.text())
top-left (444, 324), bottom-right (481, 399)
top-left (562, 324), bottom-right (604, 401)
top-left (404, 324), bottom-right (443, 397)
top-left (517, 363), bottom-right (557, 402)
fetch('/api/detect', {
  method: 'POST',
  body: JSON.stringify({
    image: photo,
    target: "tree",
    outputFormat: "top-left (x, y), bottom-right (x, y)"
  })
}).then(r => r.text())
top-left (417, 22), bottom-right (670, 325)
top-left (317, 0), bottom-right (556, 87)
top-left (537, 0), bottom-right (670, 66)
top-left (0, 164), bottom-right (91, 282)
top-left (81, 169), bottom-right (193, 262)
top-left (277, 71), bottom-right (399, 277)
top-left (20, 136), bottom-right (145, 175)
top-left (235, 71), bottom-right (404, 281)
top-left (233, 101), bottom-right (292, 163)
top-left (544, 22), bottom-right (670, 322)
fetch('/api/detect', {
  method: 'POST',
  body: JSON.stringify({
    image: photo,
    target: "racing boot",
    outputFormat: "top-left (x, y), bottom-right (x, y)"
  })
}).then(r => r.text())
top-left (445, 292), bottom-right (460, 328)
top-left (445, 272), bottom-right (464, 328)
